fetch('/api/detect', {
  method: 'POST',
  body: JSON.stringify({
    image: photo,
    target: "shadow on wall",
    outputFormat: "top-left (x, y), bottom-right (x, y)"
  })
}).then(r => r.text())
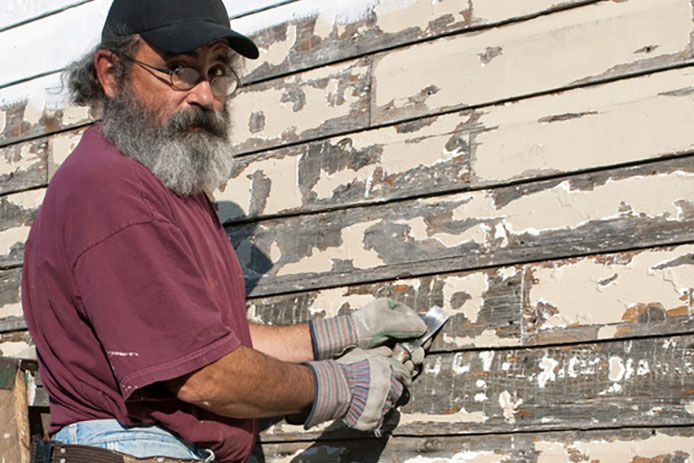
top-left (249, 409), bottom-right (404, 462)
top-left (216, 201), bottom-right (272, 296)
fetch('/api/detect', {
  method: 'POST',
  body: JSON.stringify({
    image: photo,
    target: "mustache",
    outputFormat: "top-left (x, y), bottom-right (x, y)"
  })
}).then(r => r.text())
top-left (165, 106), bottom-right (229, 139)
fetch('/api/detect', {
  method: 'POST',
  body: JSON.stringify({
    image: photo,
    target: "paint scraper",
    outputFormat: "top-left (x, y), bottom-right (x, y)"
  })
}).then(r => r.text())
top-left (394, 305), bottom-right (450, 363)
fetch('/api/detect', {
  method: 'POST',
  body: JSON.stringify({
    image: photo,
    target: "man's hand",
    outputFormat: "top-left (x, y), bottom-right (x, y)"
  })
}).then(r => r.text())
top-left (310, 298), bottom-right (427, 360)
top-left (302, 348), bottom-right (413, 434)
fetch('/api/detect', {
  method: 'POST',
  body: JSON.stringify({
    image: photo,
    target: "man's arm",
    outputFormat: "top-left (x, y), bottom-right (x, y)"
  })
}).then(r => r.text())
top-left (248, 322), bottom-right (314, 363)
top-left (167, 345), bottom-right (314, 418)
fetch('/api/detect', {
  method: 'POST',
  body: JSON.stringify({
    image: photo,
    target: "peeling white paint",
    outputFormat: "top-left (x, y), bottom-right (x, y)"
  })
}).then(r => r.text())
top-left (498, 390), bottom-right (522, 424)
top-left (399, 407), bottom-right (487, 425)
top-left (529, 245), bottom-right (694, 331)
top-left (441, 273), bottom-right (488, 323)
top-left (537, 356), bottom-right (558, 388)
top-left (637, 360), bottom-right (650, 376)
top-left (404, 450), bottom-right (504, 463)
top-left (479, 351), bottom-right (494, 371)
top-left (452, 352), bottom-right (470, 375)
top-left (608, 356), bottom-right (626, 382)
top-left (277, 219), bottom-right (385, 276)
top-left (536, 432), bottom-right (694, 462)
top-left (0, 341), bottom-right (30, 357)
top-left (424, 356), bottom-right (442, 376)
top-left (306, 288), bottom-right (374, 318)
top-left (373, 0), bottom-right (692, 123)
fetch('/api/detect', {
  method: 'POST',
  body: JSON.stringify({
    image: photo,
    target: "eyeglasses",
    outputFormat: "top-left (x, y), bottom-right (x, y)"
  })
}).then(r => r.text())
top-left (122, 55), bottom-right (239, 97)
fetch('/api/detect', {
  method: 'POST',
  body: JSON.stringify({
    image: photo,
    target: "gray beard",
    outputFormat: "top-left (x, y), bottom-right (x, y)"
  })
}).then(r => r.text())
top-left (100, 90), bottom-right (235, 196)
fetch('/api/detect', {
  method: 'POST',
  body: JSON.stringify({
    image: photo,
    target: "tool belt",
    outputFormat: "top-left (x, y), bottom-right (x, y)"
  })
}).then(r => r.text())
top-left (31, 439), bottom-right (202, 463)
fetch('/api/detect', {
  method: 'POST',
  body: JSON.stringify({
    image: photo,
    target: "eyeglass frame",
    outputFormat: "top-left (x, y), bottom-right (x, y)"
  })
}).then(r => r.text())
top-left (119, 54), bottom-right (240, 97)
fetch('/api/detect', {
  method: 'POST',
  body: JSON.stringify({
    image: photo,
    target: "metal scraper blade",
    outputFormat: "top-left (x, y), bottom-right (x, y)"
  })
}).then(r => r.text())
top-left (396, 305), bottom-right (450, 360)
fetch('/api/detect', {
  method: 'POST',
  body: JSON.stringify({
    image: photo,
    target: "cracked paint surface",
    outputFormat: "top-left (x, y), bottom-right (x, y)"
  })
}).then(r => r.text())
top-left (527, 245), bottom-right (694, 335)
top-left (372, 0), bottom-right (692, 124)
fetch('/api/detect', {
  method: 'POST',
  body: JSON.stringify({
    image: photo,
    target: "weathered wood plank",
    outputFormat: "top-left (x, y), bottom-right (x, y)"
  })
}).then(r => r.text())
top-left (253, 427), bottom-right (694, 462)
top-left (0, 136), bottom-right (47, 195)
top-left (216, 67), bottom-right (694, 222)
top-left (0, 125), bottom-right (81, 198)
top-left (0, 268), bottom-right (23, 333)
top-left (233, 0), bottom-right (599, 83)
top-left (0, 0), bottom-right (89, 31)
top-left (249, 244), bottom-right (694, 350)
top-left (259, 335), bottom-right (694, 441)
top-left (230, 157), bottom-right (694, 297)
top-left (0, 0), bottom-right (106, 88)
top-left (371, 0), bottom-right (694, 126)
top-left (0, 189), bottom-right (45, 267)
top-left (5, 0), bottom-right (691, 153)
top-left (0, 72), bottom-right (94, 148)
top-left (0, 331), bottom-right (32, 358)
top-left (228, 58), bottom-right (371, 154)
top-left (0, 0), bottom-right (597, 93)
top-left (0, 358), bottom-right (30, 463)
top-left (225, 0), bottom-right (297, 19)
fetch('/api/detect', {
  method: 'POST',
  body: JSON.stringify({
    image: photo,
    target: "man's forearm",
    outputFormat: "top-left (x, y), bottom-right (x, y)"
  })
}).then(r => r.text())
top-left (168, 345), bottom-right (314, 419)
top-left (249, 322), bottom-right (314, 362)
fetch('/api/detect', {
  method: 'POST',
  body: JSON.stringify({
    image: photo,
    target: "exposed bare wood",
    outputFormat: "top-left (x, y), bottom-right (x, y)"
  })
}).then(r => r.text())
top-left (215, 67), bottom-right (694, 222)
top-left (0, 359), bottom-right (31, 463)
top-left (252, 427), bottom-right (694, 462)
top-left (249, 244), bottom-right (694, 349)
top-left (228, 58), bottom-right (371, 154)
top-left (0, 72), bottom-right (95, 148)
top-left (0, 189), bottom-right (45, 267)
top-left (371, 0), bottom-right (694, 126)
top-left (0, 268), bottom-right (23, 333)
top-left (0, 136), bottom-right (47, 195)
top-left (229, 157), bottom-right (694, 297)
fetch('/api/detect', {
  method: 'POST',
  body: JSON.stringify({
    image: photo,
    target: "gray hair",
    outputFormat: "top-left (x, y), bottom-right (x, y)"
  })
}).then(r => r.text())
top-left (64, 34), bottom-right (141, 109)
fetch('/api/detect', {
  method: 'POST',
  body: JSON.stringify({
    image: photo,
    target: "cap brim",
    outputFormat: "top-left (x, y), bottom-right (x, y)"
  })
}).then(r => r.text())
top-left (141, 20), bottom-right (259, 58)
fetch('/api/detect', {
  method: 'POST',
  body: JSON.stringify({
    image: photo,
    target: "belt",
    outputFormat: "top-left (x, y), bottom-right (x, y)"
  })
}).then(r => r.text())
top-left (32, 440), bottom-right (202, 463)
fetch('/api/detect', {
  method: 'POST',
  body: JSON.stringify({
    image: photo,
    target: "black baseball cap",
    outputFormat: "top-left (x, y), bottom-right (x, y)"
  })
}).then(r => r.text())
top-left (101, 0), bottom-right (259, 58)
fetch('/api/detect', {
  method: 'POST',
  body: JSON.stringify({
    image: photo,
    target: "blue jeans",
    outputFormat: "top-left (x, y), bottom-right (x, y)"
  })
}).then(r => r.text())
top-left (53, 419), bottom-right (214, 461)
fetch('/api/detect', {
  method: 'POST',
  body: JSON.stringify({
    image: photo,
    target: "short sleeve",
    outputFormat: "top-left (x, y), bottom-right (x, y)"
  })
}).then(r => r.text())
top-left (73, 219), bottom-right (241, 400)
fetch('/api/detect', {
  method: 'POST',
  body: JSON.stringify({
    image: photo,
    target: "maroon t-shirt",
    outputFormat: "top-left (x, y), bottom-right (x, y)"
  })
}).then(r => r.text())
top-left (22, 125), bottom-right (257, 463)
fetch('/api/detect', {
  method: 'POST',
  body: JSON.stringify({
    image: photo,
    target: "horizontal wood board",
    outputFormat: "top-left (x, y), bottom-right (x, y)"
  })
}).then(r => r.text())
top-left (251, 427), bottom-right (694, 462)
top-left (215, 66), bottom-right (694, 222)
top-left (228, 156), bottom-right (694, 296)
top-left (246, 244), bottom-right (694, 349)
top-left (2, 0), bottom-right (693, 152)
top-left (256, 334), bottom-right (694, 441)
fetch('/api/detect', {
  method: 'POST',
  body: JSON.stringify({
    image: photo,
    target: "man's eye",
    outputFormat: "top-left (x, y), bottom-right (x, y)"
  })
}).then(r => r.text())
top-left (167, 64), bottom-right (183, 73)
top-left (208, 65), bottom-right (228, 78)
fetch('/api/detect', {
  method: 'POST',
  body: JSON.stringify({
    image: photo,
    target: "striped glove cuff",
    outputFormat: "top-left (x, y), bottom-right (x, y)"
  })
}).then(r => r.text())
top-left (340, 359), bottom-right (371, 428)
top-left (310, 315), bottom-right (358, 360)
top-left (303, 360), bottom-right (351, 429)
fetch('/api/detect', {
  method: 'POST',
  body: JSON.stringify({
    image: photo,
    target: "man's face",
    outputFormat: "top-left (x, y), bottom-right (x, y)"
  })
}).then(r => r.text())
top-left (99, 40), bottom-right (237, 196)
top-left (128, 40), bottom-right (231, 126)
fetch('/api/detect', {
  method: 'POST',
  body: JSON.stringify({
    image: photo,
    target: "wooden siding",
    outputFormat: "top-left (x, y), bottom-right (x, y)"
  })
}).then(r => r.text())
top-left (1, 0), bottom-right (693, 460)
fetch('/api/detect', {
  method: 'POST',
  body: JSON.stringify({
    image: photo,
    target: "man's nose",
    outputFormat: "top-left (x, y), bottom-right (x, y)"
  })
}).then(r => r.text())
top-left (186, 79), bottom-right (216, 109)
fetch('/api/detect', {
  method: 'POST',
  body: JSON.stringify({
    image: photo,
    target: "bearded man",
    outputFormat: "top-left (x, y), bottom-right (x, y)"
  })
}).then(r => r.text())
top-left (21, 1), bottom-right (428, 462)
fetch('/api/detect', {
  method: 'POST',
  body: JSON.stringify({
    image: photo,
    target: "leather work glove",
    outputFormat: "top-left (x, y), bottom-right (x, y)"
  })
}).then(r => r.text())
top-left (302, 349), bottom-right (412, 435)
top-left (310, 298), bottom-right (427, 360)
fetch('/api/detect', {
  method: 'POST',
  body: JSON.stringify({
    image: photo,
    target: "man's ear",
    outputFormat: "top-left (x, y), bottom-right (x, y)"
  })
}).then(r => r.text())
top-left (94, 49), bottom-right (120, 99)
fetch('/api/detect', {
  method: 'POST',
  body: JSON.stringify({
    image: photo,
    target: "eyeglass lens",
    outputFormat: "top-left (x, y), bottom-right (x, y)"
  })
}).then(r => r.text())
top-left (172, 68), bottom-right (238, 96)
